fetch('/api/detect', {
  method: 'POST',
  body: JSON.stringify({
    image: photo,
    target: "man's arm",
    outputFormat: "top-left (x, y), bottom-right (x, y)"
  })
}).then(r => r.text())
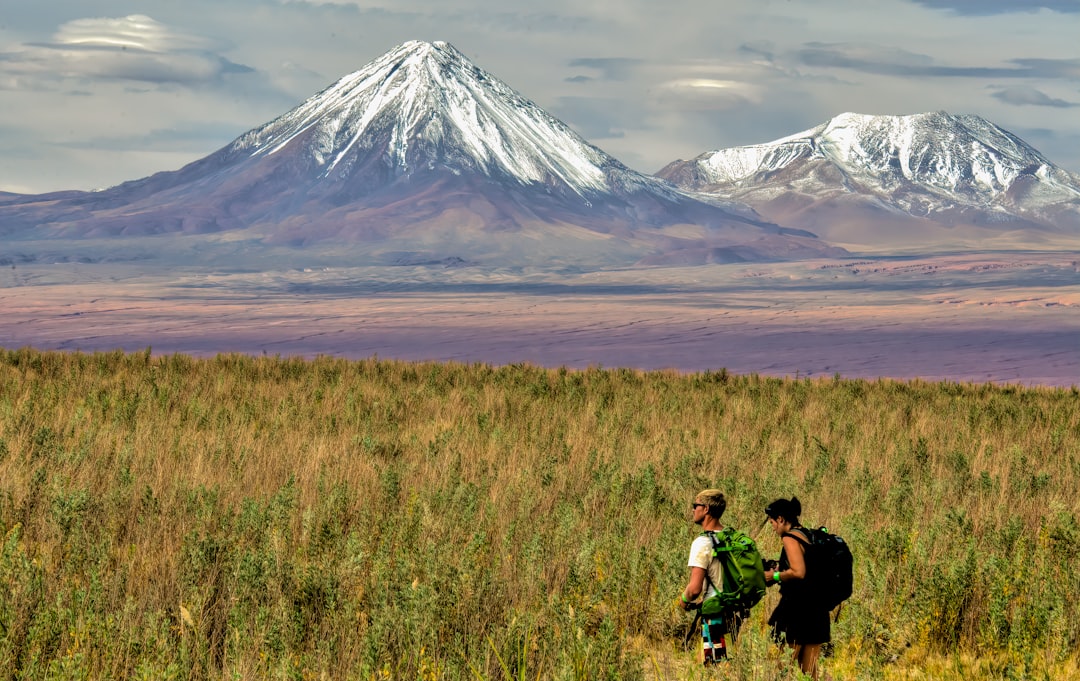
top-left (680, 566), bottom-right (707, 610)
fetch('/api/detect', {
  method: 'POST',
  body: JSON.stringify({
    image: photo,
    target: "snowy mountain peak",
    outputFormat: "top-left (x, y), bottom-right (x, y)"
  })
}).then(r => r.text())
top-left (692, 111), bottom-right (1078, 200)
top-left (227, 39), bottom-right (631, 195)
top-left (812, 111), bottom-right (1055, 191)
top-left (657, 111), bottom-right (1080, 236)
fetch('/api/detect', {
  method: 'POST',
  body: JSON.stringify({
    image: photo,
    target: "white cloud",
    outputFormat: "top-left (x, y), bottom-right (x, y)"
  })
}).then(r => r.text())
top-left (661, 79), bottom-right (763, 109)
top-left (0, 15), bottom-right (252, 87)
top-left (53, 14), bottom-right (222, 52)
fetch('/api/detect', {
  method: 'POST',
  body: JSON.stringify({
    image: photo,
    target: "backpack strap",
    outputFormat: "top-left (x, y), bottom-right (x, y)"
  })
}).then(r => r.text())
top-left (782, 527), bottom-right (812, 548)
top-left (701, 530), bottom-right (722, 597)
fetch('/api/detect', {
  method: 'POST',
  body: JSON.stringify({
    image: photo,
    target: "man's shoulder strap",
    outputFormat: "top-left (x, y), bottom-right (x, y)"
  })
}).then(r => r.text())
top-left (701, 527), bottom-right (729, 544)
top-left (698, 530), bottom-right (723, 592)
top-left (703, 528), bottom-right (742, 554)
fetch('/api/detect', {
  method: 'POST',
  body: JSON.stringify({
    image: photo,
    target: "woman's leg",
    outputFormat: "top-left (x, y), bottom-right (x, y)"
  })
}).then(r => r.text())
top-left (795, 643), bottom-right (822, 678)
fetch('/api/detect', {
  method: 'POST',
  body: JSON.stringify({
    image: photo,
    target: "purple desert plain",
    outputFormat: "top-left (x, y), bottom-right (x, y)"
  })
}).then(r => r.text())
top-left (2, 251), bottom-right (1078, 387)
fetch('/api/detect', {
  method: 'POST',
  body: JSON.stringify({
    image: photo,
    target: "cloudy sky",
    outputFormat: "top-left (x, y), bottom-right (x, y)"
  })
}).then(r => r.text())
top-left (1, 0), bottom-right (1078, 194)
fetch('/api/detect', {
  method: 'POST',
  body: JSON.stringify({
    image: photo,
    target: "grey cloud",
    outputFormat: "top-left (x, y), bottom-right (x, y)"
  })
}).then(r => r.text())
top-left (567, 58), bottom-right (642, 82)
top-left (799, 43), bottom-right (929, 67)
top-left (565, 75), bottom-right (592, 83)
top-left (55, 122), bottom-right (252, 152)
top-left (1, 46), bottom-right (253, 86)
top-left (470, 11), bottom-right (595, 32)
top-left (1008, 126), bottom-right (1080, 169)
top-left (293, 5), bottom-right (423, 23)
top-left (550, 96), bottom-right (646, 140)
top-left (991, 85), bottom-right (1077, 108)
top-left (739, 42), bottom-right (776, 62)
top-left (0, 15), bottom-right (256, 88)
top-left (908, 0), bottom-right (1080, 15)
top-left (798, 43), bottom-right (1080, 79)
top-left (1010, 59), bottom-right (1080, 78)
top-left (285, 2), bottom-right (593, 34)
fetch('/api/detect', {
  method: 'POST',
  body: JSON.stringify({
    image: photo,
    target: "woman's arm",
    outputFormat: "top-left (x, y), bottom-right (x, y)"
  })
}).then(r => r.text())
top-left (778, 534), bottom-right (807, 581)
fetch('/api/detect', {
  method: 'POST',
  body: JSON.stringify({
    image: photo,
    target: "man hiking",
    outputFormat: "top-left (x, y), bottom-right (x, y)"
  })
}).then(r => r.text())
top-left (678, 488), bottom-right (749, 664)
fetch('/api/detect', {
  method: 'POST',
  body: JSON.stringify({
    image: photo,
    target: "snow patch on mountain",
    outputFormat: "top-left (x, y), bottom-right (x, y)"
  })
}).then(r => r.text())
top-left (692, 112), bottom-right (1080, 208)
top-left (228, 40), bottom-right (637, 197)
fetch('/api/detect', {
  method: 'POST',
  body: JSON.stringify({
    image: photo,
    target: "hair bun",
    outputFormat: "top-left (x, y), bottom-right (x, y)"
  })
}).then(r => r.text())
top-left (765, 496), bottom-right (803, 522)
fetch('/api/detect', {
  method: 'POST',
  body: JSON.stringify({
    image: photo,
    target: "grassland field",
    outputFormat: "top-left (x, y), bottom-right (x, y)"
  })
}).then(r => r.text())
top-left (0, 348), bottom-right (1078, 680)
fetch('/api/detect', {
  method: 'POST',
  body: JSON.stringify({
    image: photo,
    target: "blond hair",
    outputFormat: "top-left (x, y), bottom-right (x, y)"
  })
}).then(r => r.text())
top-left (694, 489), bottom-right (726, 520)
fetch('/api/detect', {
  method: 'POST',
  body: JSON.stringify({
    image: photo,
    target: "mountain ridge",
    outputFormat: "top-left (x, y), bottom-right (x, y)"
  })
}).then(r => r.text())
top-left (656, 111), bottom-right (1080, 248)
top-left (5, 45), bottom-right (1080, 267)
top-left (1, 40), bottom-right (841, 268)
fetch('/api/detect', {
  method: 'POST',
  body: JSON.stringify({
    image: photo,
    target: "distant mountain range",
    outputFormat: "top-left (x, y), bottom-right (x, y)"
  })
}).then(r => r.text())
top-left (657, 111), bottom-right (1080, 249)
top-left (2, 41), bottom-right (1079, 270)
top-left (0, 41), bottom-right (837, 269)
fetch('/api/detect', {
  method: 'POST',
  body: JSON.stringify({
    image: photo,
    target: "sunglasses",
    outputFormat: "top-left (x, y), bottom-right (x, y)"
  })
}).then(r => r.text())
top-left (691, 502), bottom-right (706, 510)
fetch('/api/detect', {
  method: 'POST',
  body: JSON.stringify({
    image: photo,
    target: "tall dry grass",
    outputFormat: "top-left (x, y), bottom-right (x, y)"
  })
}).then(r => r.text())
top-left (0, 348), bottom-right (1078, 679)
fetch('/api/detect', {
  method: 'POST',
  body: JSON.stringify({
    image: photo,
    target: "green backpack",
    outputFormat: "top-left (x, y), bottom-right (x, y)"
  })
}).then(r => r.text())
top-left (699, 527), bottom-right (767, 618)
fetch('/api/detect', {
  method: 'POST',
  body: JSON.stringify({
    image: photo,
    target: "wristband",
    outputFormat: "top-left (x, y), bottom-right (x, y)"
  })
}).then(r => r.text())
top-left (773, 571), bottom-right (781, 583)
top-left (680, 593), bottom-right (690, 603)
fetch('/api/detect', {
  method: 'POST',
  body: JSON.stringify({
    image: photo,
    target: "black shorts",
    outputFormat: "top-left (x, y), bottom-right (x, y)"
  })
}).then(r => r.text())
top-left (768, 597), bottom-right (831, 645)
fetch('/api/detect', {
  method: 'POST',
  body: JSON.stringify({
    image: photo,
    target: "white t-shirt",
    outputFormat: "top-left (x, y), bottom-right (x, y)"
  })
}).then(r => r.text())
top-left (688, 532), bottom-right (725, 600)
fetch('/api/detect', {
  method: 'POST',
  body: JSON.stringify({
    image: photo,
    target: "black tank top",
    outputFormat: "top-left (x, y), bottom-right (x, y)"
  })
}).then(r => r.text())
top-left (778, 526), bottom-right (811, 596)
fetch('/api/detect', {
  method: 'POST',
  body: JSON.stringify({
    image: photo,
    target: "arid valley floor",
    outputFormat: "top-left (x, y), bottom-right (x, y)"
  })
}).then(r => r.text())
top-left (2, 251), bottom-right (1077, 387)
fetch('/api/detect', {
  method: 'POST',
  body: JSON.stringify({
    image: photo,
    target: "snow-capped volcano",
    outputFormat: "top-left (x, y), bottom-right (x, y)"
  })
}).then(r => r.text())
top-left (234, 40), bottom-right (618, 194)
top-left (658, 112), bottom-right (1080, 247)
top-left (2, 40), bottom-right (839, 268)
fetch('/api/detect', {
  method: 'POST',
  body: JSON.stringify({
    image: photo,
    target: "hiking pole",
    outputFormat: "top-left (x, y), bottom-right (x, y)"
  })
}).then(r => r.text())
top-left (682, 606), bottom-right (702, 650)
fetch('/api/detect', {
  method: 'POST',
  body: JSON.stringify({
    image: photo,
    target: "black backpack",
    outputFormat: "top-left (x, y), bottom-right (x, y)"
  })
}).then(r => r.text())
top-left (788, 526), bottom-right (853, 612)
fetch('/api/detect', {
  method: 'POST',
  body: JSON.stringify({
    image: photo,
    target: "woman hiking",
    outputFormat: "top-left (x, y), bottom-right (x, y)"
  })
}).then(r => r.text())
top-left (764, 496), bottom-right (829, 679)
